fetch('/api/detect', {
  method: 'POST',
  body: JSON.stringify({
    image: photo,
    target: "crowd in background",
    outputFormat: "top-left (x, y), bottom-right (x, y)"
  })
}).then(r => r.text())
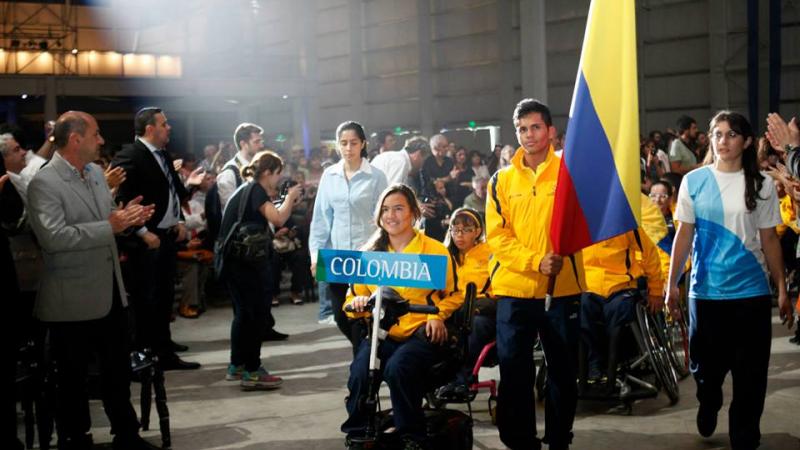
top-left (2, 105), bottom-right (800, 450)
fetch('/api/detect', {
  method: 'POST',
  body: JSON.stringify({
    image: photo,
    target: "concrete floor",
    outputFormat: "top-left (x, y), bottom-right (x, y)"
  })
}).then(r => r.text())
top-left (24, 295), bottom-right (800, 450)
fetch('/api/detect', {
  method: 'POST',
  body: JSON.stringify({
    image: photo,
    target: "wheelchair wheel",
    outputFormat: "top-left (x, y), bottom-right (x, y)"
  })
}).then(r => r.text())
top-left (634, 304), bottom-right (680, 405)
top-left (663, 312), bottom-right (690, 379)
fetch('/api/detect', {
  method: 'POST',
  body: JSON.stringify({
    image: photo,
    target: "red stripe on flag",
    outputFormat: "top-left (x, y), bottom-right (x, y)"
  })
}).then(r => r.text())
top-left (551, 160), bottom-right (592, 255)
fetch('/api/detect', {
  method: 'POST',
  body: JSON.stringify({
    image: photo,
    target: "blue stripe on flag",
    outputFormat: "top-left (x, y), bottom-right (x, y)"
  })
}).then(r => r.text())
top-left (564, 73), bottom-right (638, 242)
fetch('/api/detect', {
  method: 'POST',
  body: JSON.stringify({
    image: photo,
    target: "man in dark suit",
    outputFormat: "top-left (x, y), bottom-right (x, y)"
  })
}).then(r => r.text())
top-left (27, 111), bottom-right (157, 450)
top-left (112, 107), bottom-right (201, 370)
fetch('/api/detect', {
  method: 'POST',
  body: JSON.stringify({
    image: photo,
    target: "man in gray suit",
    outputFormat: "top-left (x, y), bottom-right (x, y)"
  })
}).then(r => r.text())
top-left (26, 111), bottom-right (158, 450)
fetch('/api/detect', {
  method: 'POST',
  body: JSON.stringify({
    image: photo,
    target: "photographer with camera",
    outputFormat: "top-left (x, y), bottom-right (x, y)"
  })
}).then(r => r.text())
top-left (309, 121), bottom-right (388, 350)
top-left (217, 150), bottom-right (302, 390)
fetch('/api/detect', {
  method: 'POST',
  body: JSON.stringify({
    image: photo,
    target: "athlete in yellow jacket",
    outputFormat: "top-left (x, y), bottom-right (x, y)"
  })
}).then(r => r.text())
top-left (485, 99), bottom-right (583, 450)
top-left (583, 229), bottom-right (664, 303)
top-left (485, 146), bottom-right (585, 299)
top-left (343, 229), bottom-right (461, 341)
top-left (581, 228), bottom-right (664, 388)
top-left (437, 207), bottom-right (495, 400)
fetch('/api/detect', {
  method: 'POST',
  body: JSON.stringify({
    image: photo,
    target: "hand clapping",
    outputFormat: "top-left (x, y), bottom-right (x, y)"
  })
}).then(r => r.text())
top-left (108, 195), bottom-right (155, 234)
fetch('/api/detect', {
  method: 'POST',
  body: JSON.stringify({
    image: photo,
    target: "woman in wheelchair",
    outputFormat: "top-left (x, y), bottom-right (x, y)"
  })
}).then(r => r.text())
top-left (580, 227), bottom-right (663, 395)
top-left (435, 207), bottom-right (494, 401)
top-left (342, 184), bottom-right (463, 449)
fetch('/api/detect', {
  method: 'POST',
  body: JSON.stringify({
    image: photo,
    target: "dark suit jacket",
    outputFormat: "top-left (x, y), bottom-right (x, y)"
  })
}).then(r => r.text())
top-left (112, 139), bottom-right (189, 231)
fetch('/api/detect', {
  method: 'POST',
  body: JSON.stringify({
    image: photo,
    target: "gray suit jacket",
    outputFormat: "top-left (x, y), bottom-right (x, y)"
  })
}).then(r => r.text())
top-left (27, 152), bottom-right (127, 322)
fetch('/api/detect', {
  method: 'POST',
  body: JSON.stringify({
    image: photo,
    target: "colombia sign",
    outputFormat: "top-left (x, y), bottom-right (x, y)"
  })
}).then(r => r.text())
top-left (315, 249), bottom-right (447, 290)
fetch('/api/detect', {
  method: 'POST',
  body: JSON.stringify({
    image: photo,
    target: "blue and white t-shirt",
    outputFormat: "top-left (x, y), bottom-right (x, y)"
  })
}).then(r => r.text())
top-left (675, 166), bottom-right (781, 300)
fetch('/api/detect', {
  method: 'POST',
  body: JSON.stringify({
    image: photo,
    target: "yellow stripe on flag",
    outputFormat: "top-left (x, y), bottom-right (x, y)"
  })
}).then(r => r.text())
top-left (578, 0), bottom-right (641, 225)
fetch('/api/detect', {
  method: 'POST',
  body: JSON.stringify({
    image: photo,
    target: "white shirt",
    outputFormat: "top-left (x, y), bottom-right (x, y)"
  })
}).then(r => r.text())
top-left (675, 166), bottom-right (780, 300)
top-left (183, 191), bottom-right (207, 233)
top-left (471, 164), bottom-right (490, 180)
top-left (217, 152), bottom-right (250, 210)
top-left (8, 152), bottom-right (48, 206)
top-left (656, 149), bottom-right (671, 173)
top-left (137, 137), bottom-right (180, 229)
top-left (370, 150), bottom-right (412, 186)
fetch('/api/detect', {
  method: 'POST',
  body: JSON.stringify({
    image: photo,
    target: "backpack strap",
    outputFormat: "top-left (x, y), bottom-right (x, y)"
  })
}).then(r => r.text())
top-left (236, 182), bottom-right (254, 223)
top-left (218, 182), bottom-right (256, 253)
top-left (229, 164), bottom-right (242, 187)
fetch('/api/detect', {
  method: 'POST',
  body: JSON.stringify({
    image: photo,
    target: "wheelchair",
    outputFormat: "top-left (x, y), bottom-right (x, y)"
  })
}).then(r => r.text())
top-left (427, 284), bottom-right (503, 425)
top-left (663, 274), bottom-right (692, 379)
top-left (660, 304), bottom-right (690, 379)
top-left (345, 285), bottom-right (476, 450)
top-left (536, 293), bottom-right (680, 414)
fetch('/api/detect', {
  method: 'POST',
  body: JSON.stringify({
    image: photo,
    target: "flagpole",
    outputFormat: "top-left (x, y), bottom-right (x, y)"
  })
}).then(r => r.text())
top-left (545, 273), bottom-right (556, 311)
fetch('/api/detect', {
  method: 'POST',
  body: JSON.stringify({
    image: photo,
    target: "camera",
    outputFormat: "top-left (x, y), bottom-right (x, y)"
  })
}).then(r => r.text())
top-left (275, 179), bottom-right (304, 205)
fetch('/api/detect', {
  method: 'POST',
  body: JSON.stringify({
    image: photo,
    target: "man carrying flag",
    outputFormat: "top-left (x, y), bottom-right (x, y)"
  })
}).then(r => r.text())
top-left (486, 99), bottom-right (585, 450)
top-left (487, 0), bottom-right (642, 447)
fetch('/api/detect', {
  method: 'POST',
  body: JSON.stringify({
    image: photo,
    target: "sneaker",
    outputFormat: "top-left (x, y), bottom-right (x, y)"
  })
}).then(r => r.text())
top-left (241, 367), bottom-right (283, 391)
top-left (436, 382), bottom-right (470, 401)
top-left (225, 364), bottom-right (244, 381)
top-left (317, 315), bottom-right (336, 325)
top-left (587, 366), bottom-right (603, 384)
top-left (291, 294), bottom-right (304, 305)
top-left (696, 404), bottom-right (718, 437)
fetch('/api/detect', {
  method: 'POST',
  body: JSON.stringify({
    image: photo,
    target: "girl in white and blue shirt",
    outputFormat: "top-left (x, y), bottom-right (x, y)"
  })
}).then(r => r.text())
top-left (667, 111), bottom-right (793, 450)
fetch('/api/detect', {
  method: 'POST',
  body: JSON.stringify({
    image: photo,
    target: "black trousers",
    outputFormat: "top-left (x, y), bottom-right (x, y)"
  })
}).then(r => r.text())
top-left (689, 297), bottom-right (772, 450)
top-left (124, 228), bottom-right (177, 357)
top-left (496, 296), bottom-right (580, 450)
top-left (48, 288), bottom-right (139, 442)
top-left (227, 259), bottom-right (271, 371)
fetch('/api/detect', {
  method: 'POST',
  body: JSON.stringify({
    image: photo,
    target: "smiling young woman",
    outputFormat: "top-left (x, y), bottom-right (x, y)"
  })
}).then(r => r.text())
top-left (341, 184), bottom-right (463, 448)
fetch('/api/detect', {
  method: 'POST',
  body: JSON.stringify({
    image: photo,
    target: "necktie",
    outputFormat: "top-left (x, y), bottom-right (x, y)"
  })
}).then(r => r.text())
top-left (155, 149), bottom-right (180, 219)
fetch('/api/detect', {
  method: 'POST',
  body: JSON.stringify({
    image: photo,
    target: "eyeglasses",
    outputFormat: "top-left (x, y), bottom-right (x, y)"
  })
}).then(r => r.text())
top-left (649, 193), bottom-right (669, 200)
top-left (450, 226), bottom-right (476, 235)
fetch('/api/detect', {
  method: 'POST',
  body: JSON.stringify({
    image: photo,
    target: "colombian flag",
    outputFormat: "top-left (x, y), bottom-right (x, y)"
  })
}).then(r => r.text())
top-left (551, 0), bottom-right (641, 256)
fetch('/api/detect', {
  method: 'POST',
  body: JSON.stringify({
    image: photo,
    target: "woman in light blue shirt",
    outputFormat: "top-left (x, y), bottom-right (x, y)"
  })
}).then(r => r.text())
top-left (309, 121), bottom-right (388, 350)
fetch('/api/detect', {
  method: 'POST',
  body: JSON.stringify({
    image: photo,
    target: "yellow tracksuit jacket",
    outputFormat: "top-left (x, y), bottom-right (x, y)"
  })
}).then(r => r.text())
top-left (582, 228), bottom-right (664, 299)
top-left (344, 230), bottom-right (462, 341)
top-left (454, 241), bottom-right (493, 299)
top-left (485, 146), bottom-right (585, 299)
top-left (777, 194), bottom-right (800, 238)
